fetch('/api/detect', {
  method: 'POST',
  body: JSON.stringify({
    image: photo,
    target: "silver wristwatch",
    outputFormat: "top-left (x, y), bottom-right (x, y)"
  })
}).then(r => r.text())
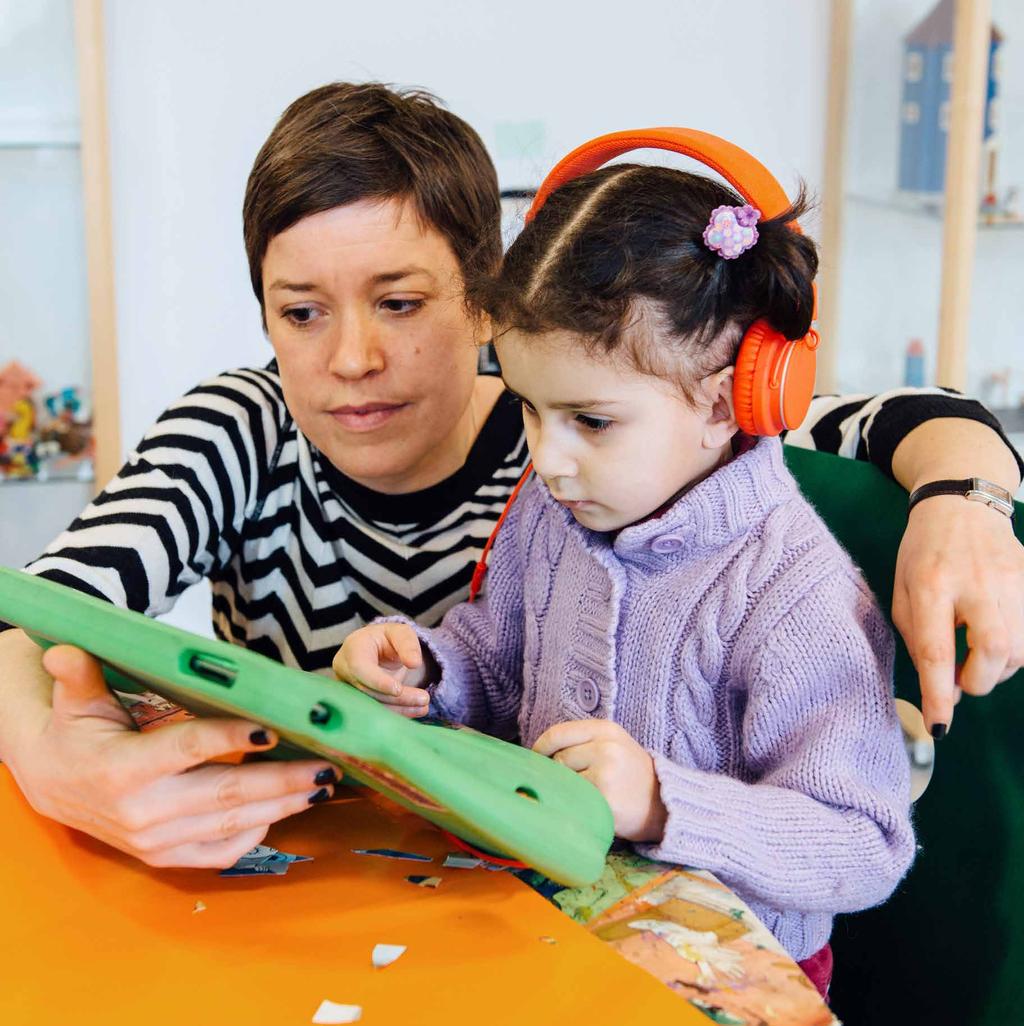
top-left (907, 477), bottom-right (1016, 521)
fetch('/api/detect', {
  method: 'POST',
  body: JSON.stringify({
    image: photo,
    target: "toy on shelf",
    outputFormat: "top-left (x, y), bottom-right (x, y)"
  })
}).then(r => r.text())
top-left (0, 362), bottom-right (41, 437)
top-left (904, 338), bottom-right (926, 388)
top-left (898, 0), bottom-right (1003, 196)
top-left (0, 363), bottom-right (94, 482)
top-left (2, 398), bottom-right (38, 478)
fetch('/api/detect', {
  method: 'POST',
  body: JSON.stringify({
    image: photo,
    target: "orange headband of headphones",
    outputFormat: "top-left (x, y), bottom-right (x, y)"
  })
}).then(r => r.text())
top-left (523, 128), bottom-right (820, 437)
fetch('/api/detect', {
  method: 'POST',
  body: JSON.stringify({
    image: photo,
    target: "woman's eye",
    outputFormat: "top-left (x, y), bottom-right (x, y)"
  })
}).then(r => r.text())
top-left (519, 400), bottom-right (538, 417)
top-left (380, 298), bottom-right (424, 315)
top-left (283, 306), bottom-right (321, 327)
top-left (576, 413), bottom-right (613, 432)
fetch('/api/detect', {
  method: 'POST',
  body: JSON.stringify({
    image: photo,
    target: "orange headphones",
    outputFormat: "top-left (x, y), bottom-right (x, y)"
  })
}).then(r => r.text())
top-left (526, 127), bottom-right (820, 438)
top-left (468, 128), bottom-right (820, 603)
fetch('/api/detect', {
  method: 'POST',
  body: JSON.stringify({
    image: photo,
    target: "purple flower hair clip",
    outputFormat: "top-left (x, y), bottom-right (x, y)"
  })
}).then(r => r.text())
top-left (702, 203), bottom-right (761, 259)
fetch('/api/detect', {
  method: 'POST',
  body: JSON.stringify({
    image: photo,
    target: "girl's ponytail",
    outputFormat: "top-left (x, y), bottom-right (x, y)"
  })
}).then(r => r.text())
top-left (736, 188), bottom-right (818, 342)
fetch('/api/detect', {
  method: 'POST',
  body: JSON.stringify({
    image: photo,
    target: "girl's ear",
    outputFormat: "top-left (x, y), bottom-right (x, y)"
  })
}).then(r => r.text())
top-left (699, 366), bottom-right (738, 449)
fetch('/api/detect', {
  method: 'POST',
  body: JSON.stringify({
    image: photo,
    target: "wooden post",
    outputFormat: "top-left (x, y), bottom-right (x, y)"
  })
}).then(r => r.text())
top-left (72, 0), bottom-right (121, 490)
top-left (936, 0), bottom-right (990, 391)
top-left (816, 0), bottom-right (852, 394)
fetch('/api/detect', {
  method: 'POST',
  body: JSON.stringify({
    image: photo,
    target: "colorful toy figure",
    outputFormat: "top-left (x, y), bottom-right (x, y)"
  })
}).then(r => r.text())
top-left (2, 398), bottom-right (38, 478)
top-left (0, 361), bottom-right (41, 438)
top-left (44, 387), bottom-right (82, 420)
top-left (39, 386), bottom-right (92, 458)
top-left (0, 371), bottom-right (94, 480)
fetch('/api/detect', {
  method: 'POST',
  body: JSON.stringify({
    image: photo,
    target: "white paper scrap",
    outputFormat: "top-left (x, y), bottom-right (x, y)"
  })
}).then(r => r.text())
top-left (312, 999), bottom-right (362, 1024)
top-left (372, 943), bottom-right (407, 968)
top-left (443, 853), bottom-right (481, 869)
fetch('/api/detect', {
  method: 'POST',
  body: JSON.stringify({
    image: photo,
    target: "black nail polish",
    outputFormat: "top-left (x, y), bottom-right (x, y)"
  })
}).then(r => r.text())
top-left (931, 723), bottom-right (948, 741)
top-left (308, 787), bottom-right (330, 804)
top-left (249, 729), bottom-right (270, 746)
top-left (314, 768), bottom-right (337, 787)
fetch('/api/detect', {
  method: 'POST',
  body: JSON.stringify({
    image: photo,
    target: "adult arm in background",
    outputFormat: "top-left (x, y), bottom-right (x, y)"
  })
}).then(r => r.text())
top-left (786, 389), bottom-right (1024, 734)
top-left (0, 371), bottom-right (337, 865)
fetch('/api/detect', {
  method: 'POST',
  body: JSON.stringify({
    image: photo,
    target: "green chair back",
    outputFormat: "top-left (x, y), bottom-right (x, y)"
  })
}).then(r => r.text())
top-left (784, 445), bottom-right (1024, 1025)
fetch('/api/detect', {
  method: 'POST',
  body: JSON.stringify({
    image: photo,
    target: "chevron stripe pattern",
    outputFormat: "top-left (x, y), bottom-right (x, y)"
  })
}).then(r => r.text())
top-left (25, 363), bottom-right (529, 674)
top-left (21, 366), bottom-right (1008, 673)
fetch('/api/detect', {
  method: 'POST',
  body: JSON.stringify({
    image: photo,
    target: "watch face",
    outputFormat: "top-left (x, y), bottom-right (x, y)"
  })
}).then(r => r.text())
top-left (971, 478), bottom-right (1012, 502)
top-left (968, 478), bottom-right (1015, 515)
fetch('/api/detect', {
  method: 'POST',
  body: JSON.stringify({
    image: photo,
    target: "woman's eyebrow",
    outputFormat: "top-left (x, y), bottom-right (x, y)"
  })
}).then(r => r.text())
top-left (268, 279), bottom-right (318, 293)
top-left (267, 267), bottom-right (435, 293)
top-left (370, 266), bottom-right (435, 285)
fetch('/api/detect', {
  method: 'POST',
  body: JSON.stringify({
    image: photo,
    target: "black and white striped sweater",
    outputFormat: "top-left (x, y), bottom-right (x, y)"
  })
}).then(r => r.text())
top-left (17, 362), bottom-right (1019, 673)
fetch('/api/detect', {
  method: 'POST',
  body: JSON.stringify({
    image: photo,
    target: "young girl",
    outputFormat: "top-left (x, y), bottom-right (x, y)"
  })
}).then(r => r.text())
top-left (335, 152), bottom-right (912, 986)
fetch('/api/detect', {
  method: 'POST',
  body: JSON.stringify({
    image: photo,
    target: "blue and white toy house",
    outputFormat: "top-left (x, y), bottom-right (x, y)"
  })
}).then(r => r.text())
top-left (898, 0), bottom-right (1002, 194)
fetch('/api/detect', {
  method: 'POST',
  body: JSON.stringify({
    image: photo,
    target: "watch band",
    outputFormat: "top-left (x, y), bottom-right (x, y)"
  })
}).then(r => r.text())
top-left (908, 477), bottom-right (1016, 521)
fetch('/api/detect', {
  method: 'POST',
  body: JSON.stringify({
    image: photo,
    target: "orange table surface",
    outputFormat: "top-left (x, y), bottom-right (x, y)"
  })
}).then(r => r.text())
top-left (0, 768), bottom-right (703, 1025)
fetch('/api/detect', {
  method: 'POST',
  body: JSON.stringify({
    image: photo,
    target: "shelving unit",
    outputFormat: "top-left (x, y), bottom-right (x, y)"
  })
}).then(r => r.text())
top-left (846, 190), bottom-right (1024, 226)
top-left (820, 0), bottom-right (1024, 415)
top-left (0, 0), bottom-right (117, 567)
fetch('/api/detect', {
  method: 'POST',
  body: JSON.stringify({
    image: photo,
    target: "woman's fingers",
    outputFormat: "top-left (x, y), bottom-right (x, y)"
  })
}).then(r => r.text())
top-left (128, 785), bottom-right (330, 854)
top-left (130, 716), bottom-right (281, 781)
top-left (138, 758), bottom-right (338, 822)
top-left (43, 644), bottom-right (135, 728)
top-left (958, 596), bottom-right (1013, 697)
top-left (142, 825), bottom-right (272, 870)
top-left (899, 589), bottom-right (957, 734)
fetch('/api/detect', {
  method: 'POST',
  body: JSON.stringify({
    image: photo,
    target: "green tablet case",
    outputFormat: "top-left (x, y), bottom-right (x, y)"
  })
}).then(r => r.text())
top-left (0, 567), bottom-right (613, 886)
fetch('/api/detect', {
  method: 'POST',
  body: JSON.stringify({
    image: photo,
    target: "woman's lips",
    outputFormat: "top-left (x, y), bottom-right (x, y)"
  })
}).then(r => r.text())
top-left (328, 402), bottom-right (409, 432)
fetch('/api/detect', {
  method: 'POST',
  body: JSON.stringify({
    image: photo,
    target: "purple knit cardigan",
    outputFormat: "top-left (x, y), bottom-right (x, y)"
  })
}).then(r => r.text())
top-left (393, 437), bottom-right (914, 960)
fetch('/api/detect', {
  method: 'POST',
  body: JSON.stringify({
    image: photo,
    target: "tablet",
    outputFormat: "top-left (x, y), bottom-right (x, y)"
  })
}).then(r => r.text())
top-left (0, 567), bottom-right (613, 886)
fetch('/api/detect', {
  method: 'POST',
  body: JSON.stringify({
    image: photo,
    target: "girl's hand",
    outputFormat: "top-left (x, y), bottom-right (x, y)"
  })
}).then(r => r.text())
top-left (533, 719), bottom-right (667, 842)
top-left (332, 623), bottom-right (431, 718)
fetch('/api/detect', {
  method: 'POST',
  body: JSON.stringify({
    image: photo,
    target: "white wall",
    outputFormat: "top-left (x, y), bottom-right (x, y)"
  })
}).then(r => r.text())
top-left (97, 0), bottom-right (830, 632)
top-left (102, 0), bottom-right (831, 453)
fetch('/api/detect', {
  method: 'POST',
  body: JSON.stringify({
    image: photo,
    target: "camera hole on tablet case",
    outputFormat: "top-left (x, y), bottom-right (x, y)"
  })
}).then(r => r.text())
top-left (309, 702), bottom-right (343, 729)
top-left (184, 652), bottom-right (237, 687)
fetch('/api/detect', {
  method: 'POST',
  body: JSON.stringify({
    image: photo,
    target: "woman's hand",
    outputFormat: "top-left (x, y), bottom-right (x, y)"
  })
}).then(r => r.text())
top-left (332, 623), bottom-right (431, 717)
top-left (890, 417), bottom-right (1023, 737)
top-left (893, 497), bottom-right (1024, 735)
top-left (0, 636), bottom-right (338, 868)
top-left (533, 719), bottom-right (667, 842)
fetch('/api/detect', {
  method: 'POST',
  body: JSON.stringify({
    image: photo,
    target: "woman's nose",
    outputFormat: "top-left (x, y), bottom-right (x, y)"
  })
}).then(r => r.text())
top-left (326, 315), bottom-right (385, 379)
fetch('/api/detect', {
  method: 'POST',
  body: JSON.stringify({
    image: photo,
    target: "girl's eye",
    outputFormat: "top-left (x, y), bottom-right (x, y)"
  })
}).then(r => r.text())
top-left (519, 399), bottom-right (538, 417)
top-left (283, 305), bottom-right (322, 327)
top-left (576, 413), bottom-right (613, 433)
top-left (379, 298), bottom-right (424, 315)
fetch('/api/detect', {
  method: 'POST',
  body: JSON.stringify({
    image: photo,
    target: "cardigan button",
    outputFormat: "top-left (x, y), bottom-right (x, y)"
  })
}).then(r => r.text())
top-left (576, 678), bottom-right (601, 713)
top-left (650, 532), bottom-right (688, 554)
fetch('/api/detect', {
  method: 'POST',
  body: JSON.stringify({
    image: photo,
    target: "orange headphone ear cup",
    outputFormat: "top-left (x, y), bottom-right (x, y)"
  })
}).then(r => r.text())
top-left (733, 320), bottom-right (817, 436)
top-left (733, 320), bottom-right (778, 436)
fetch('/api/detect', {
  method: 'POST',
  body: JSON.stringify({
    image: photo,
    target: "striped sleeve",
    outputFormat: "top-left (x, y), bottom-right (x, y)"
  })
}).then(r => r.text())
top-left (21, 368), bottom-right (284, 617)
top-left (784, 387), bottom-right (1024, 481)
